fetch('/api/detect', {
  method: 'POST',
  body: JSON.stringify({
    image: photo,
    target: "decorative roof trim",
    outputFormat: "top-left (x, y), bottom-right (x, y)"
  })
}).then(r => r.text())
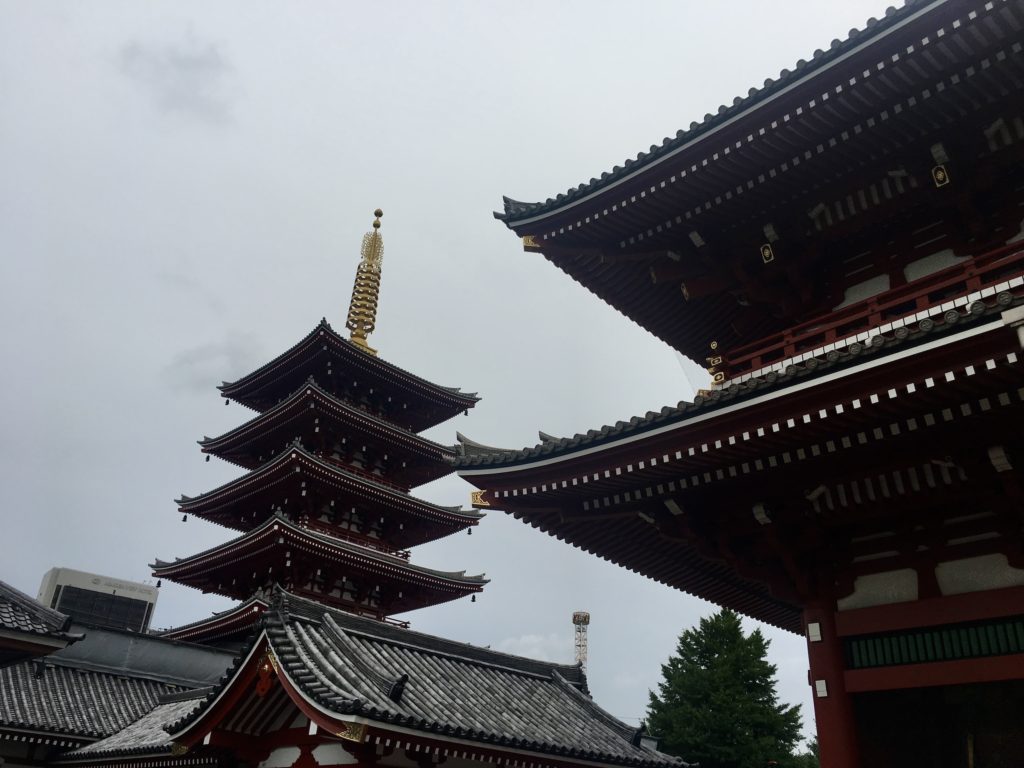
top-left (459, 318), bottom-right (1004, 477)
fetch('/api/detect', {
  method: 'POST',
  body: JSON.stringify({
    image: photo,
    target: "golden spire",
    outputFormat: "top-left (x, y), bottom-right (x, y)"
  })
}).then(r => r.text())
top-left (346, 209), bottom-right (384, 356)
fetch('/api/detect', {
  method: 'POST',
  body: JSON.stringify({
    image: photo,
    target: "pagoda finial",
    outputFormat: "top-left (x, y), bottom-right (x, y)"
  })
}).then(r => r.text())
top-left (346, 209), bottom-right (384, 356)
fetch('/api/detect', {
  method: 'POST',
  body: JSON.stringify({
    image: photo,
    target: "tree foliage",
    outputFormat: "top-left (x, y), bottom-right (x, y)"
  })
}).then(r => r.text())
top-left (647, 609), bottom-right (803, 768)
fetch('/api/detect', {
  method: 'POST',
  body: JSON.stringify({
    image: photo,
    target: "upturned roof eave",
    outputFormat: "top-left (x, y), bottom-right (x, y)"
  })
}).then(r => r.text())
top-left (496, 0), bottom-right (944, 229)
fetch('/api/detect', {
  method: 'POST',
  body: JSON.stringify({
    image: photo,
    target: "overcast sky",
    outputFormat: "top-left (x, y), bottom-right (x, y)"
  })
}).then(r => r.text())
top-left (2, 0), bottom-right (897, 747)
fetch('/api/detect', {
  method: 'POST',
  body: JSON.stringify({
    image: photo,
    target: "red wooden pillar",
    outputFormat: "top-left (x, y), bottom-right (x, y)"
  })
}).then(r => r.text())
top-left (804, 604), bottom-right (860, 768)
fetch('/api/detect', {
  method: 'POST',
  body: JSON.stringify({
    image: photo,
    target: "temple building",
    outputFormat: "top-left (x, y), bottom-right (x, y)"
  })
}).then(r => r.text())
top-left (1, 213), bottom-right (679, 768)
top-left (456, 1), bottom-right (1024, 766)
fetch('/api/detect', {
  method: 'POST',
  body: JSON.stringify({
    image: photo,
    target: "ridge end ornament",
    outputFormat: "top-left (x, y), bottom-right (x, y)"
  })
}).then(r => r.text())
top-left (346, 209), bottom-right (385, 356)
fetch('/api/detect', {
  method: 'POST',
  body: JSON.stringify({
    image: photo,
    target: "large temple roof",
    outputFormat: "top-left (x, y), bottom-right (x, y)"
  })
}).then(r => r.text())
top-left (491, 0), bottom-right (1024, 362)
top-left (219, 320), bottom-right (478, 430)
top-left (497, 0), bottom-right (944, 226)
top-left (0, 580), bottom-right (80, 667)
top-left (168, 589), bottom-right (684, 768)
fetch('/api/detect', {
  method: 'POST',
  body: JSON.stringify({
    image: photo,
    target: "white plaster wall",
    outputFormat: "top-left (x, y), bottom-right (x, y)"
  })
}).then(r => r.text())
top-left (836, 568), bottom-right (918, 611)
top-left (936, 553), bottom-right (1024, 595)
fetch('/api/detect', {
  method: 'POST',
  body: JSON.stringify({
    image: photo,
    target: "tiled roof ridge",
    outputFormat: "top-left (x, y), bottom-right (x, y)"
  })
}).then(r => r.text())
top-left (277, 588), bottom-right (586, 683)
top-left (455, 293), bottom-right (1021, 469)
top-left (201, 377), bottom-right (460, 459)
top-left (219, 319), bottom-right (479, 405)
top-left (157, 687), bottom-right (215, 704)
top-left (178, 443), bottom-right (483, 522)
top-left (319, 613), bottom-right (409, 703)
top-left (0, 579), bottom-right (76, 637)
top-left (497, 0), bottom-right (936, 223)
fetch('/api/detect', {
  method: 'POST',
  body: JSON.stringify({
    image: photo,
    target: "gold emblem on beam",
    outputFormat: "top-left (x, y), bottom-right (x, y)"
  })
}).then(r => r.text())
top-left (932, 164), bottom-right (950, 187)
top-left (522, 235), bottom-right (541, 251)
top-left (335, 721), bottom-right (368, 743)
top-left (170, 743), bottom-right (189, 756)
top-left (760, 243), bottom-right (775, 264)
top-left (470, 490), bottom-right (491, 508)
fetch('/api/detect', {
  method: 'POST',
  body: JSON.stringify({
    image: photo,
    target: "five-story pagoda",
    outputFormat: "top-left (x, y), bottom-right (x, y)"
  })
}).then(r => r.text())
top-left (155, 211), bottom-right (486, 645)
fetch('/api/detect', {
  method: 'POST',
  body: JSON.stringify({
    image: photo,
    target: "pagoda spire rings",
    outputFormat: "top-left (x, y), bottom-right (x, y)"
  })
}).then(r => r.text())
top-left (346, 209), bottom-right (384, 356)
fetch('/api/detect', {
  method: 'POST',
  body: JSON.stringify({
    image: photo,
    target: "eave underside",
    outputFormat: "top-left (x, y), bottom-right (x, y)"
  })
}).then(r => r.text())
top-left (502, 0), bottom-right (1024, 362)
top-left (463, 325), bottom-right (1024, 631)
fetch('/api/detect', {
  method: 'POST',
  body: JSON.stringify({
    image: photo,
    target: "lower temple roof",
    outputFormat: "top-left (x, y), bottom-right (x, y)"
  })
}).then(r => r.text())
top-left (60, 697), bottom-right (206, 762)
top-left (0, 580), bottom-right (81, 666)
top-left (166, 588), bottom-right (684, 768)
top-left (0, 626), bottom-right (235, 743)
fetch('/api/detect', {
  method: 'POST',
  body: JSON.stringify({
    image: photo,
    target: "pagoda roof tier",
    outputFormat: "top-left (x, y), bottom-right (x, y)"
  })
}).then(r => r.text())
top-left (178, 445), bottom-right (482, 550)
top-left (152, 514), bottom-right (488, 616)
top-left (157, 596), bottom-right (268, 645)
top-left (219, 320), bottom-right (478, 431)
top-left (459, 300), bottom-right (1024, 631)
top-left (200, 379), bottom-right (457, 489)
top-left (494, 0), bottom-right (1024, 362)
top-left (162, 587), bottom-right (683, 768)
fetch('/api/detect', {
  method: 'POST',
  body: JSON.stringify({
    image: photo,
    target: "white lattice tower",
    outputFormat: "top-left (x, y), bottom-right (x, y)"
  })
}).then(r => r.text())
top-left (572, 611), bottom-right (590, 672)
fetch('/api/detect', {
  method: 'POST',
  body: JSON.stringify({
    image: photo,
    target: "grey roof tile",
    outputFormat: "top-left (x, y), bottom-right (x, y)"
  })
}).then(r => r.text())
top-left (0, 662), bottom-right (181, 739)
top-left (0, 579), bottom-right (75, 639)
top-left (62, 699), bottom-right (203, 758)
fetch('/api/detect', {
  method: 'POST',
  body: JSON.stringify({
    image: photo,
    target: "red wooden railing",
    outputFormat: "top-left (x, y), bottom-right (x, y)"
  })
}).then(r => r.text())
top-left (720, 243), bottom-right (1024, 379)
top-left (301, 518), bottom-right (411, 560)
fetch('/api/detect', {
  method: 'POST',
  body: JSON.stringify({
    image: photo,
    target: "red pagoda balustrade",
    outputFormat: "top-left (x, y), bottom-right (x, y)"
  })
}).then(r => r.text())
top-left (718, 243), bottom-right (1024, 382)
top-left (299, 517), bottom-right (411, 560)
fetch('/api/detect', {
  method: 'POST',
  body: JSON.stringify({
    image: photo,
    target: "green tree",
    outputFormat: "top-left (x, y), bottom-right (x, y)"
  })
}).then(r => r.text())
top-left (647, 609), bottom-right (802, 768)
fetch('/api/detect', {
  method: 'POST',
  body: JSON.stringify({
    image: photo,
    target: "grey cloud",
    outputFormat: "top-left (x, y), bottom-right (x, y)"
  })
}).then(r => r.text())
top-left (157, 272), bottom-right (226, 314)
top-left (118, 29), bottom-right (236, 122)
top-left (164, 333), bottom-right (263, 392)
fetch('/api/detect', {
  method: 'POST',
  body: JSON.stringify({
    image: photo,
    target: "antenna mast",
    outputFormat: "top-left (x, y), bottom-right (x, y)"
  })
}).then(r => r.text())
top-left (572, 611), bottom-right (590, 673)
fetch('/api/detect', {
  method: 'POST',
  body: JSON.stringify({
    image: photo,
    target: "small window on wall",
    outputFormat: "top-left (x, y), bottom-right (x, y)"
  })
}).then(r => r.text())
top-left (833, 274), bottom-right (891, 310)
top-left (903, 248), bottom-right (969, 282)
